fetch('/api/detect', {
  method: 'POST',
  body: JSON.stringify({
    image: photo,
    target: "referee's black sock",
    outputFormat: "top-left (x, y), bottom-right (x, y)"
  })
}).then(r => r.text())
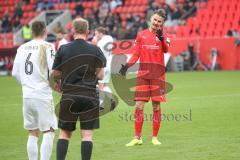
top-left (56, 139), bottom-right (69, 160)
top-left (81, 141), bottom-right (93, 160)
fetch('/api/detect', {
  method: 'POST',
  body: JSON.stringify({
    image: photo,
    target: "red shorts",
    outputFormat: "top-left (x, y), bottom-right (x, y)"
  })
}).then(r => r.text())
top-left (134, 78), bottom-right (166, 102)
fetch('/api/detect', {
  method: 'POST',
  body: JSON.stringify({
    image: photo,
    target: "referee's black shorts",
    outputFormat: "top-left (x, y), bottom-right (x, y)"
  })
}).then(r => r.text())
top-left (58, 94), bottom-right (100, 131)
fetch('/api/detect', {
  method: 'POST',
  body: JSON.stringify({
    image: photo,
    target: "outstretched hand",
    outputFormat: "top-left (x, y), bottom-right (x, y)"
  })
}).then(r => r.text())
top-left (119, 64), bottom-right (128, 76)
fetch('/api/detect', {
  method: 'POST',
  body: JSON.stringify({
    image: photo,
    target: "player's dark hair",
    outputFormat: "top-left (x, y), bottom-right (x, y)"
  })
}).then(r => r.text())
top-left (32, 21), bottom-right (46, 37)
top-left (96, 27), bottom-right (108, 34)
top-left (153, 9), bottom-right (167, 20)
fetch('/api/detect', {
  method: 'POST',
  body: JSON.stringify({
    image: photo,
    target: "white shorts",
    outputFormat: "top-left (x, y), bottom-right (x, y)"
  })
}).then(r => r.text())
top-left (23, 98), bottom-right (58, 132)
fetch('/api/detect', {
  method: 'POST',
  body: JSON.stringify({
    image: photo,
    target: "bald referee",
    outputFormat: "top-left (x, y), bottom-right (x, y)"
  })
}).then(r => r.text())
top-left (52, 18), bottom-right (106, 160)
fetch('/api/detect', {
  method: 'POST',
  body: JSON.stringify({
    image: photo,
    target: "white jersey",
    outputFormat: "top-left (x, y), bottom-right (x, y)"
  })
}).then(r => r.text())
top-left (97, 35), bottom-right (113, 83)
top-left (97, 35), bottom-right (113, 60)
top-left (12, 39), bottom-right (56, 99)
top-left (57, 38), bottom-right (68, 50)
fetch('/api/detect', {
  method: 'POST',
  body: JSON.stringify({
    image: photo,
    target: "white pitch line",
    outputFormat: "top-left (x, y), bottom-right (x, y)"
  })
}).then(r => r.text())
top-left (169, 93), bottom-right (240, 101)
top-left (2, 93), bottom-right (240, 106)
top-left (0, 95), bottom-right (21, 100)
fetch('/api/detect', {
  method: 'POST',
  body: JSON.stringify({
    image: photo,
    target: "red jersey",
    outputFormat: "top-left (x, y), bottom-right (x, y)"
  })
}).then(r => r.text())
top-left (127, 29), bottom-right (169, 79)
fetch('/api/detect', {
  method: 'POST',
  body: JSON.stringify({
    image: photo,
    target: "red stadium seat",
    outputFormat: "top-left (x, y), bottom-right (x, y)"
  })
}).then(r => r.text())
top-left (9, 12), bottom-right (14, 18)
top-left (82, 2), bottom-right (87, 8)
top-left (127, 6), bottom-right (133, 13)
top-left (208, 21), bottom-right (216, 30)
top-left (207, 29), bottom-right (215, 37)
top-left (218, 12), bottom-right (227, 20)
top-left (122, 7), bottom-right (128, 13)
top-left (93, 1), bottom-right (99, 8)
top-left (129, 0), bottom-right (135, 5)
top-left (2, 1), bottom-right (8, 6)
top-left (178, 0), bottom-right (185, 3)
top-left (8, 0), bottom-right (15, 6)
top-left (199, 29), bottom-right (207, 37)
top-left (69, 3), bottom-right (77, 10)
top-left (214, 29), bottom-right (223, 37)
top-left (84, 9), bottom-right (91, 16)
top-left (121, 21), bottom-right (127, 28)
top-left (142, 0), bottom-right (148, 5)
top-left (7, 39), bottom-right (13, 46)
top-left (9, 6), bottom-right (14, 13)
top-left (196, 9), bottom-right (204, 19)
top-left (120, 14), bottom-right (126, 21)
top-left (207, 2), bottom-right (214, 11)
top-left (117, 7), bottom-right (123, 13)
top-left (176, 26), bottom-right (190, 38)
top-left (0, 6), bottom-right (4, 13)
top-left (199, 10), bottom-right (210, 22)
top-left (132, 6), bottom-right (139, 13)
top-left (0, 41), bottom-right (3, 47)
top-left (136, 0), bottom-right (143, 5)
top-left (23, 12), bottom-right (29, 18)
top-left (139, 6), bottom-right (147, 12)
top-left (232, 21), bottom-right (240, 31)
top-left (125, 0), bottom-right (131, 6)
top-left (183, 28), bottom-right (191, 37)
top-left (111, 8), bottom-right (117, 14)
top-left (60, 3), bottom-right (66, 10)
top-left (216, 21), bottom-right (224, 29)
top-left (210, 14), bottom-right (219, 22)
top-left (28, 12), bottom-right (35, 18)
top-left (22, 5), bottom-right (33, 12)
top-left (186, 17), bottom-right (194, 28)
top-left (30, 0), bottom-right (36, 5)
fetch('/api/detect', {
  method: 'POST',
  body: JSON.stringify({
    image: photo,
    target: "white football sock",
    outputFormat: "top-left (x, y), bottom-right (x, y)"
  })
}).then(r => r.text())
top-left (40, 132), bottom-right (55, 160)
top-left (104, 86), bottom-right (113, 100)
top-left (27, 135), bottom-right (38, 160)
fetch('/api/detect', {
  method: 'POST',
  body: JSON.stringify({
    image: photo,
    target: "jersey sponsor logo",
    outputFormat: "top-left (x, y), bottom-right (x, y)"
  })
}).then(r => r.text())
top-left (142, 35), bottom-right (147, 39)
top-left (142, 45), bottom-right (160, 49)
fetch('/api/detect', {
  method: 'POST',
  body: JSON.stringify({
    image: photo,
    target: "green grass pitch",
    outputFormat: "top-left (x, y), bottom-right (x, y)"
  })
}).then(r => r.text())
top-left (0, 71), bottom-right (240, 160)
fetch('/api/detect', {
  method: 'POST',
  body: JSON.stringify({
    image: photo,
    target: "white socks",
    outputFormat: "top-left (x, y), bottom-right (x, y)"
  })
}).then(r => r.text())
top-left (40, 132), bottom-right (55, 160)
top-left (27, 135), bottom-right (38, 160)
top-left (27, 132), bottom-right (55, 160)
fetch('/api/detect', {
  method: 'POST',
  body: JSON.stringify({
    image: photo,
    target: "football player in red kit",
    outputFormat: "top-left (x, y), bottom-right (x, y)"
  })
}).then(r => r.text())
top-left (119, 9), bottom-right (170, 146)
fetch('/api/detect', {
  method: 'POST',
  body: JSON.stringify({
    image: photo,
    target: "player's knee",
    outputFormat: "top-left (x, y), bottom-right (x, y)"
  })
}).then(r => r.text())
top-left (152, 101), bottom-right (160, 111)
top-left (81, 130), bottom-right (93, 141)
top-left (59, 129), bottom-right (72, 140)
top-left (135, 101), bottom-right (145, 110)
top-left (29, 129), bottom-right (39, 137)
top-left (42, 127), bottom-right (55, 133)
top-left (98, 83), bottom-right (105, 90)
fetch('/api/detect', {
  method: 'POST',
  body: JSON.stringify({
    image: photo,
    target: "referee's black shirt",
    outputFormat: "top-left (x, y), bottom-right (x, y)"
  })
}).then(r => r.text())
top-left (52, 39), bottom-right (106, 96)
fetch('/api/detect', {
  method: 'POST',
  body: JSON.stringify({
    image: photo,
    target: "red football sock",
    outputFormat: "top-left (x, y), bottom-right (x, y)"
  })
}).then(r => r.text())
top-left (152, 109), bottom-right (161, 137)
top-left (134, 109), bottom-right (144, 139)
